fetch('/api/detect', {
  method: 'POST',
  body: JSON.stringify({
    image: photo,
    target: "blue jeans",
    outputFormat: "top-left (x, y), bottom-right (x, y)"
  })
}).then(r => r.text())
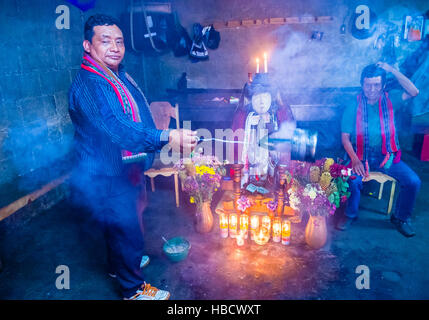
top-left (70, 169), bottom-right (146, 298)
top-left (346, 159), bottom-right (421, 221)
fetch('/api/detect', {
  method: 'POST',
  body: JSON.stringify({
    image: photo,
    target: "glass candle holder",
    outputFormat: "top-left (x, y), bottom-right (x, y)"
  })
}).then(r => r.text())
top-left (219, 213), bottom-right (229, 238)
top-left (250, 215), bottom-right (259, 241)
top-left (236, 230), bottom-right (245, 246)
top-left (282, 219), bottom-right (291, 245)
top-left (239, 214), bottom-right (249, 239)
top-left (254, 227), bottom-right (270, 245)
top-left (261, 215), bottom-right (271, 233)
top-left (272, 217), bottom-right (282, 242)
top-left (229, 213), bottom-right (238, 238)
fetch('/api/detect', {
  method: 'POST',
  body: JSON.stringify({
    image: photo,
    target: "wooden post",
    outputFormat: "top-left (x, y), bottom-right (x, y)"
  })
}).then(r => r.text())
top-left (277, 164), bottom-right (287, 216)
top-left (232, 164), bottom-right (243, 210)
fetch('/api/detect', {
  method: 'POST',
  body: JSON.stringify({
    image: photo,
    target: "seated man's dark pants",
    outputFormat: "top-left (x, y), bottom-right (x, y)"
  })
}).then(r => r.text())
top-left (346, 156), bottom-right (421, 221)
top-left (70, 170), bottom-right (146, 298)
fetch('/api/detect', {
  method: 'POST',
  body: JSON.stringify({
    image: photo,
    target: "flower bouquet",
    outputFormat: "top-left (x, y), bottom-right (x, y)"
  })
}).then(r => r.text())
top-left (175, 155), bottom-right (226, 233)
top-left (285, 158), bottom-right (352, 249)
top-left (287, 158), bottom-right (352, 217)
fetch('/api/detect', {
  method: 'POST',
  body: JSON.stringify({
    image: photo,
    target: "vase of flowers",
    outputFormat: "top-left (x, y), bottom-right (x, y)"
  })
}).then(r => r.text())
top-left (195, 201), bottom-right (214, 233)
top-left (301, 183), bottom-right (335, 249)
top-left (176, 156), bottom-right (225, 233)
top-left (305, 214), bottom-right (328, 249)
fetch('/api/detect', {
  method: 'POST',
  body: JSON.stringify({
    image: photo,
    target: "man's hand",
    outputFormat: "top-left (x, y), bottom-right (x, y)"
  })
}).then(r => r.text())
top-left (351, 156), bottom-right (365, 176)
top-left (376, 61), bottom-right (395, 73)
top-left (376, 61), bottom-right (419, 97)
top-left (168, 129), bottom-right (198, 154)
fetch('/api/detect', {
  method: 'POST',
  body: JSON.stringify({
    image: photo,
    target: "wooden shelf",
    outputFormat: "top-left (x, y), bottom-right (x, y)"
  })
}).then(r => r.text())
top-left (208, 16), bottom-right (333, 30)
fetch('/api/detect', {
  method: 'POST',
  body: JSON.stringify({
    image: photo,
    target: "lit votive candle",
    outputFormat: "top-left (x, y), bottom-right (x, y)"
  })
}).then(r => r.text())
top-left (229, 213), bottom-right (238, 238)
top-left (282, 219), bottom-right (291, 245)
top-left (254, 228), bottom-right (270, 245)
top-left (236, 230), bottom-right (245, 246)
top-left (272, 217), bottom-right (282, 242)
top-left (239, 214), bottom-right (249, 239)
top-left (219, 213), bottom-right (229, 238)
top-left (250, 215), bottom-right (259, 240)
top-left (261, 215), bottom-right (271, 233)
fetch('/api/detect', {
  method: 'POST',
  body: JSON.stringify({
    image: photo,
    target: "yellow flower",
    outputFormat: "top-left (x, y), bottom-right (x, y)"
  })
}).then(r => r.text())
top-left (190, 196), bottom-right (195, 203)
top-left (196, 165), bottom-right (215, 176)
top-left (323, 158), bottom-right (334, 172)
top-left (320, 172), bottom-right (332, 190)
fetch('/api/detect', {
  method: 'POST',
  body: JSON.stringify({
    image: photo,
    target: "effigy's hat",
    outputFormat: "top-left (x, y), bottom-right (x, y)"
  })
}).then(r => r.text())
top-left (248, 73), bottom-right (275, 96)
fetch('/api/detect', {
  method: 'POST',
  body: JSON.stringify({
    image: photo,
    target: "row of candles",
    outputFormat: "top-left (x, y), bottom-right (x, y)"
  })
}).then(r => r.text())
top-left (219, 213), bottom-right (291, 246)
top-left (255, 52), bottom-right (268, 73)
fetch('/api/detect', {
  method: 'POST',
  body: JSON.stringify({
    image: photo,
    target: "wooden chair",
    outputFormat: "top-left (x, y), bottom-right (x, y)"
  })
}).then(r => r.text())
top-left (144, 102), bottom-right (181, 207)
top-left (363, 171), bottom-right (397, 215)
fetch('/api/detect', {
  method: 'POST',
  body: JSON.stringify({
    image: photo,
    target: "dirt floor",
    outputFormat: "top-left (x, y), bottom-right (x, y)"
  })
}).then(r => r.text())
top-left (0, 152), bottom-right (428, 300)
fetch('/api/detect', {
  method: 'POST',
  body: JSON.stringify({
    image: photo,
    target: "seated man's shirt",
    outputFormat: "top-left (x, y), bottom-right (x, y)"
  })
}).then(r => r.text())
top-left (341, 89), bottom-right (404, 155)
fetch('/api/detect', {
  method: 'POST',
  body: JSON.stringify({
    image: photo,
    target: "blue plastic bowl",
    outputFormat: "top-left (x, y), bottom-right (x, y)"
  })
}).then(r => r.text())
top-left (163, 237), bottom-right (191, 262)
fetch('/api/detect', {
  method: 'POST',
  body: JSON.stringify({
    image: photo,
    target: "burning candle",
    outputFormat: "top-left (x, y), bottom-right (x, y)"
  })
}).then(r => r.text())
top-left (239, 214), bottom-right (249, 239)
top-left (219, 213), bottom-right (229, 238)
top-left (282, 219), bottom-right (291, 245)
top-left (236, 230), bottom-right (245, 246)
top-left (229, 213), bottom-right (238, 238)
top-left (250, 215), bottom-right (259, 240)
top-left (254, 228), bottom-right (270, 245)
top-left (263, 52), bottom-right (268, 73)
top-left (256, 57), bottom-right (260, 73)
top-left (261, 215), bottom-right (271, 233)
top-left (272, 217), bottom-right (282, 242)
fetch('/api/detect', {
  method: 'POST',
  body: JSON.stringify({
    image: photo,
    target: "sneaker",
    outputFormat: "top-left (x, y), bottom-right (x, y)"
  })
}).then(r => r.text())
top-left (390, 215), bottom-right (416, 238)
top-left (125, 283), bottom-right (170, 300)
top-left (335, 215), bottom-right (355, 231)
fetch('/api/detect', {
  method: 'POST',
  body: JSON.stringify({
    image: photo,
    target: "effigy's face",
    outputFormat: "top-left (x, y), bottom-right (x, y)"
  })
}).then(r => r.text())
top-left (251, 92), bottom-right (271, 114)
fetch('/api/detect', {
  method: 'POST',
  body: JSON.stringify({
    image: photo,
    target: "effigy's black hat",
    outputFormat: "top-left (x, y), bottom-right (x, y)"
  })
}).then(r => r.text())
top-left (248, 73), bottom-right (275, 96)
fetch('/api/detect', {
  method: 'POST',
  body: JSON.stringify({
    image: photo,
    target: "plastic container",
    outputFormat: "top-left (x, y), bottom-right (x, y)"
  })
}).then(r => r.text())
top-left (163, 237), bottom-right (191, 262)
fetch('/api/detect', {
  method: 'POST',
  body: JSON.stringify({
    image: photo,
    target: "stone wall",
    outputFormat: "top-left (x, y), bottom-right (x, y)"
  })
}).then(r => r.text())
top-left (146, 0), bottom-right (427, 97)
top-left (0, 0), bottom-right (146, 208)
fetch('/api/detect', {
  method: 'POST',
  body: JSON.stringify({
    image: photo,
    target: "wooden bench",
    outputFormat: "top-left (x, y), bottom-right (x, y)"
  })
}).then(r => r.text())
top-left (363, 172), bottom-right (397, 215)
top-left (144, 167), bottom-right (180, 208)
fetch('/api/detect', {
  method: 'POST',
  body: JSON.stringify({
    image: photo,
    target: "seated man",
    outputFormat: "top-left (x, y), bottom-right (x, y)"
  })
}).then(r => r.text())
top-left (337, 62), bottom-right (421, 237)
top-left (232, 73), bottom-right (295, 189)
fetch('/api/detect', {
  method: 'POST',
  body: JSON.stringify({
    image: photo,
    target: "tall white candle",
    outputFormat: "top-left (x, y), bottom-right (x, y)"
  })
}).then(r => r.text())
top-left (256, 58), bottom-right (260, 74)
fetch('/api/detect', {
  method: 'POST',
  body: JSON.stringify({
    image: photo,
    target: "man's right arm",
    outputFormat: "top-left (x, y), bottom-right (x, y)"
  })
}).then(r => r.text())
top-left (341, 133), bottom-right (365, 176)
top-left (341, 104), bottom-right (365, 176)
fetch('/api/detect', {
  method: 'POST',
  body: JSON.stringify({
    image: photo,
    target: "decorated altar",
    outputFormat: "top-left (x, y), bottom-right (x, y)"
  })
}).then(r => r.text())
top-left (176, 154), bottom-right (352, 250)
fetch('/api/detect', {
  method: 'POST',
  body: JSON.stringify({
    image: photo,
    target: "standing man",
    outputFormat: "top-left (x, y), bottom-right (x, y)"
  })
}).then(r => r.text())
top-left (69, 14), bottom-right (197, 300)
top-left (337, 63), bottom-right (421, 237)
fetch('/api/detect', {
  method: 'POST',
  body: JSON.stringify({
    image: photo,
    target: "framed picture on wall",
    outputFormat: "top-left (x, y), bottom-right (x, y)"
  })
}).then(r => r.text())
top-left (403, 15), bottom-right (425, 41)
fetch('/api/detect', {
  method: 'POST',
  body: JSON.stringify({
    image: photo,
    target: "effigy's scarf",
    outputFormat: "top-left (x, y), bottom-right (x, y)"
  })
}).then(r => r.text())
top-left (241, 112), bottom-right (271, 185)
top-left (80, 54), bottom-right (147, 163)
top-left (356, 91), bottom-right (401, 175)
